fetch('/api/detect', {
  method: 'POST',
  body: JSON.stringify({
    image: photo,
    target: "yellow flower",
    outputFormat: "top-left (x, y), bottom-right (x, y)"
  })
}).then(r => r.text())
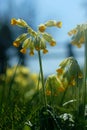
top-left (58, 86), bottom-right (65, 92)
top-left (79, 37), bottom-right (85, 43)
top-left (68, 23), bottom-right (87, 48)
top-left (42, 32), bottom-right (53, 42)
top-left (38, 24), bottom-right (46, 32)
top-left (13, 41), bottom-right (20, 47)
top-left (11, 18), bottom-right (62, 55)
top-left (11, 18), bottom-right (17, 25)
top-left (68, 29), bottom-right (77, 36)
top-left (50, 40), bottom-right (56, 46)
top-left (56, 68), bottom-right (63, 74)
top-left (56, 21), bottom-right (62, 28)
top-left (46, 90), bottom-right (51, 96)
top-left (45, 20), bottom-right (56, 27)
top-left (42, 48), bottom-right (48, 54)
top-left (35, 47), bottom-right (41, 51)
top-left (69, 78), bottom-right (76, 86)
top-left (78, 73), bottom-right (83, 79)
top-left (11, 18), bottom-right (28, 27)
top-left (20, 48), bottom-right (26, 54)
top-left (29, 50), bottom-right (34, 56)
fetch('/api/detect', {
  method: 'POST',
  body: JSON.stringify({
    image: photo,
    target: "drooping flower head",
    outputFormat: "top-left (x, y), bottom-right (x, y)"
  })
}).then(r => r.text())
top-left (56, 57), bottom-right (83, 88)
top-left (11, 18), bottom-right (62, 55)
top-left (68, 23), bottom-right (87, 48)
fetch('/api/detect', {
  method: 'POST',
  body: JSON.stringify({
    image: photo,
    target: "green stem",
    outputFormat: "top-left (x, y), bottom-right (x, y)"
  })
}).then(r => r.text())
top-left (38, 51), bottom-right (47, 108)
top-left (83, 30), bottom-right (87, 127)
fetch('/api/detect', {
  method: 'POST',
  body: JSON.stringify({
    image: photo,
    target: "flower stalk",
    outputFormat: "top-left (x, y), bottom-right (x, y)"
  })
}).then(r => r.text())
top-left (38, 50), bottom-right (47, 108)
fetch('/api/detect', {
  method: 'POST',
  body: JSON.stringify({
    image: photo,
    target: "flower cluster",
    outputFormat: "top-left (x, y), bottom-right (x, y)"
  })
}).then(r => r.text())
top-left (56, 57), bottom-right (83, 88)
top-left (11, 18), bottom-right (62, 55)
top-left (68, 23), bottom-right (87, 48)
top-left (45, 57), bottom-right (83, 97)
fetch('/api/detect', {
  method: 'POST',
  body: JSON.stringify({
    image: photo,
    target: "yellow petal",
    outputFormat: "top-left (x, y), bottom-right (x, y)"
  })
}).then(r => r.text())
top-left (56, 21), bottom-right (62, 28)
top-left (11, 18), bottom-right (17, 25)
top-left (50, 41), bottom-right (56, 46)
top-left (20, 48), bottom-right (26, 54)
top-left (29, 50), bottom-right (34, 56)
top-left (13, 41), bottom-right (20, 47)
top-left (38, 24), bottom-right (46, 32)
top-left (56, 68), bottom-right (63, 74)
top-left (43, 49), bottom-right (48, 54)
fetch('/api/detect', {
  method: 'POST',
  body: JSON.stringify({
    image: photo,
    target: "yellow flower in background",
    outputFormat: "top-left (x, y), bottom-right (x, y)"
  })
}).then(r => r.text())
top-left (68, 29), bottom-right (77, 36)
top-left (56, 57), bottom-right (83, 88)
top-left (68, 23), bottom-right (87, 48)
top-left (11, 18), bottom-right (62, 55)
top-left (46, 90), bottom-right (51, 96)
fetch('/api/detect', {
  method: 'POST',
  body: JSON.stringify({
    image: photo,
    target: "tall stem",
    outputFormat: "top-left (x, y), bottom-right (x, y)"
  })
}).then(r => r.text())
top-left (38, 51), bottom-right (47, 108)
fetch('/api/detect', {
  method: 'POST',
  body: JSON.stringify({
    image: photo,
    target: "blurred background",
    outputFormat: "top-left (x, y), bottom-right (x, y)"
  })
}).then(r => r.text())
top-left (0, 0), bottom-right (87, 76)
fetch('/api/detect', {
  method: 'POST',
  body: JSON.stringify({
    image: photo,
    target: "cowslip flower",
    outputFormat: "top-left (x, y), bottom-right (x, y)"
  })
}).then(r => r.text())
top-left (13, 41), bottom-right (20, 47)
top-left (68, 23), bottom-right (87, 48)
top-left (56, 57), bottom-right (83, 88)
top-left (13, 33), bottom-right (28, 47)
top-left (11, 18), bottom-right (62, 55)
top-left (38, 24), bottom-right (46, 32)
top-left (20, 48), bottom-right (26, 54)
top-left (56, 21), bottom-right (62, 28)
top-left (11, 18), bottom-right (28, 27)
top-left (42, 32), bottom-right (56, 46)
top-left (44, 20), bottom-right (62, 28)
